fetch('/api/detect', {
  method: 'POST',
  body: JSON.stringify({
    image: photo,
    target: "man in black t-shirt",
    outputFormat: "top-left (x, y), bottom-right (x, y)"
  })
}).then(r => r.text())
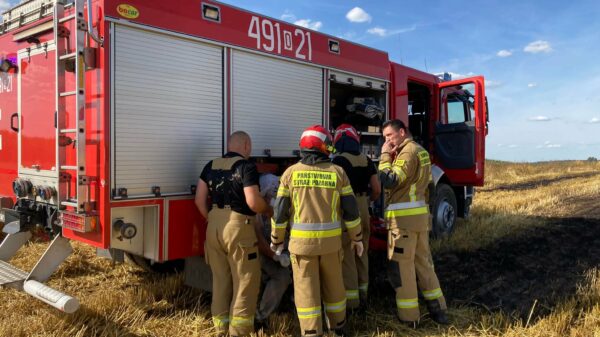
top-left (195, 131), bottom-right (272, 337)
top-left (332, 124), bottom-right (381, 310)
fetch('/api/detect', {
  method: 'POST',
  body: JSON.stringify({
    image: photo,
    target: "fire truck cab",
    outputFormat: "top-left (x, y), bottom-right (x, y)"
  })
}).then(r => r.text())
top-left (0, 0), bottom-right (487, 302)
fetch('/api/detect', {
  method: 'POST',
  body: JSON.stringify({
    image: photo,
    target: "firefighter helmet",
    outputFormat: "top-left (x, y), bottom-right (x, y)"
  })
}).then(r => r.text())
top-left (299, 125), bottom-right (334, 154)
top-left (333, 124), bottom-right (360, 145)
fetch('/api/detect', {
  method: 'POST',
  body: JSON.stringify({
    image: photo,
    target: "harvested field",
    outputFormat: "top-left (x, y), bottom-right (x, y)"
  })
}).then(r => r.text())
top-left (1, 160), bottom-right (599, 336)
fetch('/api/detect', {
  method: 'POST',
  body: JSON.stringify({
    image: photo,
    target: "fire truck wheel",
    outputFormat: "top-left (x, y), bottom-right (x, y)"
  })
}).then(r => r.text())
top-left (126, 253), bottom-right (184, 274)
top-left (431, 183), bottom-right (457, 239)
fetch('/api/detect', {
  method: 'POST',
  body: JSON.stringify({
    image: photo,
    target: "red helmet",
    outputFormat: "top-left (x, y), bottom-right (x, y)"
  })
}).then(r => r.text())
top-left (299, 125), bottom-right (334, 154)
top-left (333, 124), bottom-right (360, 145)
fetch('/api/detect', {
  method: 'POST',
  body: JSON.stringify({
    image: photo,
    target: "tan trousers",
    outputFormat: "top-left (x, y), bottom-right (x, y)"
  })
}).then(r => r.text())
top-left (388, 227), bottom-right (447, 322)
top-left (341, 195), bottom-right (371, 308)
top-left (291, 250), bottom-right (346, 337)
top-left (205, 208), bottom-right (261, 337)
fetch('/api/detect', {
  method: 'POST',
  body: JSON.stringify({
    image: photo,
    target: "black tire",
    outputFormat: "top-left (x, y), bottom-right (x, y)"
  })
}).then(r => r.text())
top-left (431, 183), bottom-right (457, 238)
top-left (125, 253), bottom-right (184, 274)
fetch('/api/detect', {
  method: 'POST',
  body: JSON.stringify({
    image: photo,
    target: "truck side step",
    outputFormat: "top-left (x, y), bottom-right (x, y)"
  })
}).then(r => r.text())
top-left (0, 231), bottom-right (32, 261)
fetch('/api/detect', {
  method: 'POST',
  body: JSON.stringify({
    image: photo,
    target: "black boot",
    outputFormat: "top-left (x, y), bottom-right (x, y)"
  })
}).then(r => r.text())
top-left (426, 300), bottom-right (449, 325)
top-left (333, 326), bottom-right (348, 337)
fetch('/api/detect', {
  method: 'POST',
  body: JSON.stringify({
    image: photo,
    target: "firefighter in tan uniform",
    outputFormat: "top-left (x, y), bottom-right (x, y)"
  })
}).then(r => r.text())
top-left (331, 124), bottom-right (381, 310)
top-left (195, 131), bottom-right (273, 337)
top-left (378, 120), bottom-right (448, 326)
top-left (271, 125), bottom-right (364, 337)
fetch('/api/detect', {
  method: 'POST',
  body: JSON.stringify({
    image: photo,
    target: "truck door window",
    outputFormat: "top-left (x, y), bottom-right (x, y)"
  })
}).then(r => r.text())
top-left (441, 83), bottom-right (475, 124)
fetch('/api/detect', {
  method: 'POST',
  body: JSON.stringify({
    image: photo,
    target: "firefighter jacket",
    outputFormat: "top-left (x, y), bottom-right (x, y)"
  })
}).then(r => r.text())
top-left (271, 153), bottom-right (362, 256)
top-left (378, 138), bottom-right (432, 232)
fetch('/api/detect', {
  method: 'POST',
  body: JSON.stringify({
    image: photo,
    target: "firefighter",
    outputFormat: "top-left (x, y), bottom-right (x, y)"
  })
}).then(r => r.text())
top-left (378, 120), bottom-right (448, 327)
top-left (331, 124), bottom-right (381, 310)
top-left (254, 173), bottom-right (292, 330)
top-left (271, 125), bottom-right (364, 337)
top-left (195, 131), bottom-right (273, 337)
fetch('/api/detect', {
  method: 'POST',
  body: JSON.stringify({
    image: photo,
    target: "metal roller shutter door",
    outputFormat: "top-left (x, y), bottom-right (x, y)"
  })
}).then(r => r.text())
top-left (231, 51), bottom-right (323, 157)
top-left (113, 25), bottom-right (223, 197)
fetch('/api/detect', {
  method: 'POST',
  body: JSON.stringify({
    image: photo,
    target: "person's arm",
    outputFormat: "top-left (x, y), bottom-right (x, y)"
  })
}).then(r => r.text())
top-left (367, 158), bottom-right (381, 201)
top-left (195, 178), bottom-right (209, 219)
top-left (271, 172), bottom-right (291, 249)
top-left (254, 217), bottom-right (275, 259)
top-left (340, 173), bottom-right (362, 242)
top-left (379, 147), bottom-right (416, 189)
top-left (244, 185), bottom-right (273, 217)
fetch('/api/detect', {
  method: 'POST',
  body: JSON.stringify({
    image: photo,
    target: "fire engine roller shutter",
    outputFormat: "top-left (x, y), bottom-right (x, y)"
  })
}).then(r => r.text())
top-left (231, 50), bottom-right (323, 157)
top-left (113, 25), bottom-right (223, 197)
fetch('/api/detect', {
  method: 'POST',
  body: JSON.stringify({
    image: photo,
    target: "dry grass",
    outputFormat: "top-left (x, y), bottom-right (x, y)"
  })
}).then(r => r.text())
top-left (1, 160), bottom-right (599, 337)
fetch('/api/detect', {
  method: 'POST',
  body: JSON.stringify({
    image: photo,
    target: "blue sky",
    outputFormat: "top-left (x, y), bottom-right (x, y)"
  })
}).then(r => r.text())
top-left (2, 0), bottom-right (599, 162)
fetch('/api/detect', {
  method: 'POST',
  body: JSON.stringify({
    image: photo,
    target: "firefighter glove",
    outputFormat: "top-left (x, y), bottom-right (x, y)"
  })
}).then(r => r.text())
top-left (351, 240), bottom-right (364, 257)
top-left (270, 242), bottom-right (284, 255)
top-left (273, 252), bottom-right (290, 268)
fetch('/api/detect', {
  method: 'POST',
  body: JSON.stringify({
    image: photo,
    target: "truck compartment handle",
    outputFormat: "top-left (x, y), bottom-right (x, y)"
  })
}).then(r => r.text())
top-left (10, 113), bottom-right (18, 132)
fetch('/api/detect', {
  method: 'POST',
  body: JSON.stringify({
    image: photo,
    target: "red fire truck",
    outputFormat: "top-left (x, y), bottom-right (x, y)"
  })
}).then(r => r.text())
top-left (0, 0), bottom-right (487, 310)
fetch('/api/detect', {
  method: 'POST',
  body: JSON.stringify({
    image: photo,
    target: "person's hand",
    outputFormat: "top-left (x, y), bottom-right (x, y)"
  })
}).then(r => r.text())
top-left (351, 240), bottom-right (364, 257)
top-left (273, 253), bottom-right (291, 267)
top-left (264, 206), bottom-right (274, 219)
top-left (381, 140), bottom-right (397, 154)
top-left (270, 242), bottom-right (284, 255)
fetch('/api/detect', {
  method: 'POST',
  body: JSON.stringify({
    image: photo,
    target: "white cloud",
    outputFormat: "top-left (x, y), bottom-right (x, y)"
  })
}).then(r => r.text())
top-left (547, 144), bottom-right (562, 148)
top-left (524, 40), bottom-right (552, 54)
top-left (485, 80), bottom-right (502, 88)
top-left (589, 117), bottom-right (600, 124)
top-left (508, 144), bottom-right (519, 148)
top-left (294, 19), bottom-right (323, 31)
top-left (280, 10), bottom-right (296, 22)
top-left (537, 141), bottom-right (561, 149)
top-left (0, 0), bottom-right (11, 11)
top-left (346, 7), bottom-right (372, 23)
top-left (528, 83), bottom-right (538, 88)
top-left (445, 72), bottom-right (475, 80)
top-left (528, 116), bottom-right (552, 122)
top-left (497, 49), bottom-right (513, 57)
top-left (367, 27), bottom-right (387, 37)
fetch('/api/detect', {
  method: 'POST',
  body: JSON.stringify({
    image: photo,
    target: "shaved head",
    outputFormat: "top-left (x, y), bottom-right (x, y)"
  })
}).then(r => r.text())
top-left (228, 131), bottom-right (252, 158)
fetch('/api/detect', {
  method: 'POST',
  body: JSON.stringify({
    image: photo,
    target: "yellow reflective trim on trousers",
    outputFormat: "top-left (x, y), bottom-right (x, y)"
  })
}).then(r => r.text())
top-left (231, 316), bottom-right (254, 327)
top-left (297, 306), bottom-right (322, 319)
top-left (422, 288), bottom-right (443, 300)
top-left (345, 217), bottom-right (361, 229)
top-left (292, 171), bottom-right (337, 188)
top-left (341, 185), bottom-right (354, 196)
top-left (346, 290), bottom-right (359, 300)
top-left (271, 218), bottom-right (288, 229)
top-left (291, 227), bottom-right (342, 239)
top-left (331, 190), bottom-right (339, 222)
top-left (409, 184), bottom-right (416, 202)
top-left (396, 298), bottom-right (419, 309)
top-left (385, 206), bottom-right (429, 218)
top-left (378, 162), bottom-right (392, 170)
top-left (212, 315), bottom-right (229, 328)
top-left (324, 299), bottom-right (347, 313)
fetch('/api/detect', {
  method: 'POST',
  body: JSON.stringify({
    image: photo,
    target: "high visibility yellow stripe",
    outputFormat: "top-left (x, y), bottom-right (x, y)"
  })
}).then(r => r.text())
top-left (324, 299), bottom-right (346, 313)
top-left (422, 288), bottom-right (443, 300)
top-left (392, 167), bottom-right (407, 182)
top-left (231, 316), bottom-right (254, 327)
top-left (396, 298), bottom-right (419, 309)
top-left (346, 290), bottom-right (359, 300)
top-left (341, 185), bottom-right (354, 196)
top-left (378, 162), bottom-right (392, 170)
top-left (418, 151), bottom-right (431, 165)
top-left (293, 192), bottom-right (301, 224)
top-left (277, 186), bottom-right (290, 197)
top-left (359, 283), bottom-right (369, 291)
top-left (297, 306), bottom-right (322, 319)
top-left (212, 315), bottom-right (229, 328)
top-left (290, 227), bottom-right (342, 239)
top-left (331, 190), bottom-right (339, 222)
top-left (271, 222), bottom-right (288, 229)
top-left (385, 206), bottom-right (429, 218)
top-left (345, 217), bottom-right (361, 229)
top-left (409, 184), bottom-right (417, 202)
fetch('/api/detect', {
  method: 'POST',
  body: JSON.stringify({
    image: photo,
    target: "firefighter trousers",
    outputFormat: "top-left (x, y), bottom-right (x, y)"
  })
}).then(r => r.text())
top-left (341, 195), bottom-right (371, 308)
top-left (291, 250), bottom-right (346, 337)
top-left (205, 208), bottom-right (261, 337)
top-left (388, 227), bottom-right (447, 322)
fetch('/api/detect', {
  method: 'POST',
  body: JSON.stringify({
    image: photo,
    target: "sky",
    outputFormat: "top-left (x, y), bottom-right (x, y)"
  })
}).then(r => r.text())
top-left (2, 0), bottom-right (599, 162)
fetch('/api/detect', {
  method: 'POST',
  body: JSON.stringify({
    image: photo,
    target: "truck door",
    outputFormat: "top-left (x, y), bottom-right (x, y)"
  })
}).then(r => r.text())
top-left (434, 76), bottom-right (487, 186)
top-left (18, 44), bottom-right (57, 177)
